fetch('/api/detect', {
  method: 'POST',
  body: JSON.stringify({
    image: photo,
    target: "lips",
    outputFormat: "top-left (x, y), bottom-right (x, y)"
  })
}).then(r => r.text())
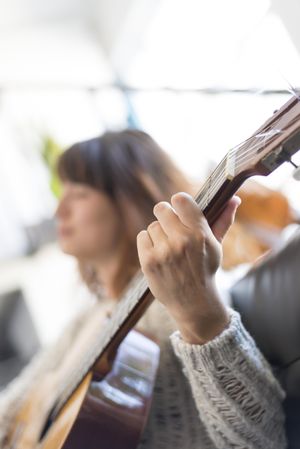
top-left (57, 227), bottom-right (73, 237)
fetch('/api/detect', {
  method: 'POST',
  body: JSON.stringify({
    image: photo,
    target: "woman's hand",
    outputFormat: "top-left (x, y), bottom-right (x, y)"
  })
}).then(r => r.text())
top-left (137, 192), bottom-right (241, 344)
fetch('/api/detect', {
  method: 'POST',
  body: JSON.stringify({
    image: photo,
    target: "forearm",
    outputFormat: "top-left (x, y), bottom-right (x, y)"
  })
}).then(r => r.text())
top-left (171, 309), bottom-right (287, 449)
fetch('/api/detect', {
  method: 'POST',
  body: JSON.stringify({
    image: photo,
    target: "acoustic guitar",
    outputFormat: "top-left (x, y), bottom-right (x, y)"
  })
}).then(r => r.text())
top-left (5, 93), bottom-right (300, 449)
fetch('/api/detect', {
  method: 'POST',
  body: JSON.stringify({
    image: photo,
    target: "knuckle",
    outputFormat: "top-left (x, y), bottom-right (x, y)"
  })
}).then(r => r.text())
top-left (144, 255), bottom-right (160, 273)
top-left (174, 233), bottom-right (194, 253)
top-left (172, 192), bottom-right (191, 206)
top-left (136, 229), bottom-right (145, 240)
top-left (195, 231), bottom-right (206, 246)
top-left (159, 248), bottom-right (173, 265)
top-left (147, 221), bottom-right (160, 232)
top-left (153, 201), bottom-right (169, 215)
top-left (143, 246), bottom-right (172, 272)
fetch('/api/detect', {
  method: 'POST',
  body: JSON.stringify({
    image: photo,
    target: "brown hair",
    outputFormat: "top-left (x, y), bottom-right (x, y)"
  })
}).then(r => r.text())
top-left (57, 129), bottom-right (193, 296)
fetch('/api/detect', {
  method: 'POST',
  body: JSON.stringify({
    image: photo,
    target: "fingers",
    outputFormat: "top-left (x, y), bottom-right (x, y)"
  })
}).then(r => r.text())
top-left (137, 230), bottom-right (152, 268)
top-left (146, 220), bottom-right (168, 247)
top-left (153, 201), bottom-right (185, 237)
top-left (211, 196), bottom-right (241, 242)
top-left (153, 192), bottom-right (207, 237)
top-left (138, 193), bottom-right (206, 273)
top-left (137, 192), bottom-right (241, 267)
top-left (152, 197), bottom-right (204, 259)
top-left (167, 192), bottom-right (240, 243)
top-left (137, 221), bottom-right (169, 269)
top-left (170, 192), bottom-right (204, 229)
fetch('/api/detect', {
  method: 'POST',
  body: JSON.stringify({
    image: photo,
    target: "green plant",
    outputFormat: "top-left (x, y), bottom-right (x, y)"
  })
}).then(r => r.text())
top-left (41, 136), bottom-right (63, 198)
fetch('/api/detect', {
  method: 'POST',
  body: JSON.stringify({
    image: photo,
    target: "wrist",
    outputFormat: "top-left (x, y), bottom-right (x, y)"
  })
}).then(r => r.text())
top-left (178, 307), bottom-right (230, 345)
top-left (171, 289), bottom-right (230, 345)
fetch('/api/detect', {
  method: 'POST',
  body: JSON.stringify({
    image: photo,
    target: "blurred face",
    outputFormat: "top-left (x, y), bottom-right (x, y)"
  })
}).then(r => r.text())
top-left (56, 182), bottom-right (125, 261)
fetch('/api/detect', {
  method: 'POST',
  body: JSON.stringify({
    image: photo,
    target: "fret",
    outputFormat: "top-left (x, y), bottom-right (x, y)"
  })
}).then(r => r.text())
top-left (234, 105), bottom-right (300, 173)
top-left (195, 157), bottom-right (227, 211)
top-left (225, 146), bottom-right (236, 179)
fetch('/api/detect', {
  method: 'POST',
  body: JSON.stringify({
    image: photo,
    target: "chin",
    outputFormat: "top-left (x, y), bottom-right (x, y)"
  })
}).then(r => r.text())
top-left (61, 245), bottom-right (92, 261)
top-left (58, 241), bottom-right (77, 256)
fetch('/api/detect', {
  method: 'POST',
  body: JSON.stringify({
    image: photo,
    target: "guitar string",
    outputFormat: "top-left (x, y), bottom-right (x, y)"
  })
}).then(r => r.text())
top-left (58, 111), bottom-right (300, 404)
top-left (193, 108), bottom-right (300, 201)
top-left (78, 98), bottom-right (300, 365)
top-left (54, 278), bottom-right (149, 412)
top-left (193, 127), bottom-right (289, 203)
top-left (54, 98), bottom-right (300, 414)
top-left (230, 97), bottom-right (300, 166)
top-left (234, 112), bottom-right (300, 165)
top-left (125, 109), bottom-right (300, 305)
top-left (54, 139), bottom-right (292, 415)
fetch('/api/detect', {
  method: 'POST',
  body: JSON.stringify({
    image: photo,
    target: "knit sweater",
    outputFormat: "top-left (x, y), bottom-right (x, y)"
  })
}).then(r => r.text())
top-left (0, 299), bottom-right (286, 449)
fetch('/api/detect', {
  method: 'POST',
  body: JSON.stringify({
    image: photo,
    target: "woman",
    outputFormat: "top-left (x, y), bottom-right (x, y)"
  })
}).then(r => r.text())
top-left (0, 130), bottom-right (286, 448)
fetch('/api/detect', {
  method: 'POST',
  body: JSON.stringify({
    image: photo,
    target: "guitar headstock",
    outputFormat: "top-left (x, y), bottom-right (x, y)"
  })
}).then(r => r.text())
top-left (231, 96), bottom-right (300, 178)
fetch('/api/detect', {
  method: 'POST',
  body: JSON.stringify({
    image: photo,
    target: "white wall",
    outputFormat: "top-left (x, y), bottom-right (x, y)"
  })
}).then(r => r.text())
top-left (88, 0), bottom-right (161, 73)
top-left (271, 0), bottom-right (300, 55)
top-left (0, 0), bottom-right (87, 28)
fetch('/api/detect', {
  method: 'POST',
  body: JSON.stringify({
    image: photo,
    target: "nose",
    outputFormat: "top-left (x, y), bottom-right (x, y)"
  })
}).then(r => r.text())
top-left (55, 195), bottom-right (69, 219)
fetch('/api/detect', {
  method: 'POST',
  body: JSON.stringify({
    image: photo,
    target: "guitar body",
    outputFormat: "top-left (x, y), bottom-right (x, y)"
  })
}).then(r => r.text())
top-left (6, 330), bottom-right (160, 449)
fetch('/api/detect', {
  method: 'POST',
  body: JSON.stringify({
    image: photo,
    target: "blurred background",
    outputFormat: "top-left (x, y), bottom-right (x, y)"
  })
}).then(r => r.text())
top-left (1, 0), bottom-right (300, 387)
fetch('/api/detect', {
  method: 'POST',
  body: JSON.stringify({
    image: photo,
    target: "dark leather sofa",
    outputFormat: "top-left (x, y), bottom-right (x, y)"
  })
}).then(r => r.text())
top-left (230, 228), bottom-right (300, 449)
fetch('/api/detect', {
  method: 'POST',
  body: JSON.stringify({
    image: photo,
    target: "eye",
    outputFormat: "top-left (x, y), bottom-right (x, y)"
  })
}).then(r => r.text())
top-left (67, 186), bottom-right (90, 199)
top-left (73, 190), bottom-right (90, 199)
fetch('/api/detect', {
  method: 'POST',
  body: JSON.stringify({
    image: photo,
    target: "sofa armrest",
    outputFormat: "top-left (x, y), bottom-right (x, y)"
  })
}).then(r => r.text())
top-left (230, 228), bottom-right (300, 397)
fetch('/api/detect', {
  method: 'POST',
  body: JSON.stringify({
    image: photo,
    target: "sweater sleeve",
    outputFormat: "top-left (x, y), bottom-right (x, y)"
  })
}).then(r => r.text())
top-left (170, 309), bottom-right (287, 449)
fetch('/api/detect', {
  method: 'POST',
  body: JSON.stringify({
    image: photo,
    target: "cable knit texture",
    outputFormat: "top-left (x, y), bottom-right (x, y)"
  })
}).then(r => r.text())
top-left (0, 300), bottom-right (287, 449)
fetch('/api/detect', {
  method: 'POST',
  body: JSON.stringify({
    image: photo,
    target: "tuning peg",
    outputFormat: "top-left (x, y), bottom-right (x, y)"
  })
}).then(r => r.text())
top-left (292, 165), bottom-right (300, 181)
top-left (288, 159), bottom-right (300, 181)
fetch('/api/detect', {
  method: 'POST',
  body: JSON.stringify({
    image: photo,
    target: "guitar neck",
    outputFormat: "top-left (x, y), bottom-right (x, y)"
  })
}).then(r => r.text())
top-left (53, 94), bottom-right (300, 419)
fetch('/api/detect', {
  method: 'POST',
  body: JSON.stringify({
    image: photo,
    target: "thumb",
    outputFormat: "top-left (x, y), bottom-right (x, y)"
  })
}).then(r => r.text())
top-left (211, 196), bottom-right (241, 242)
